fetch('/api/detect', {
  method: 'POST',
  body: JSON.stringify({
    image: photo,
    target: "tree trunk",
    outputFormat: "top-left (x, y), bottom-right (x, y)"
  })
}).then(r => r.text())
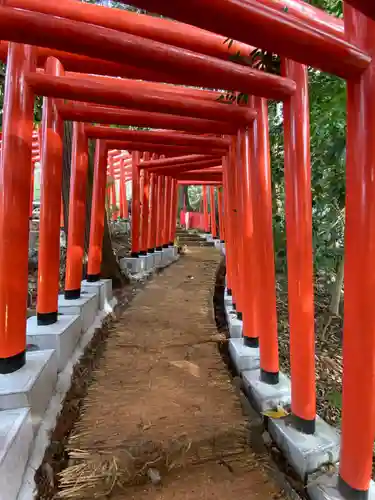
top-left (62, 121), bottom-right (125, 288)
top-left (329, 254), bottom-right (344, 316)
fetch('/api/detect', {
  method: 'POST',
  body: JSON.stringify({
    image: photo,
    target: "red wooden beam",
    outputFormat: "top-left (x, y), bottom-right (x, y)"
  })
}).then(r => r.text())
top-left (2, 0), bottom-right (255, 59)
top-left (126, 0), bottom-right (370, 79)
top-left (0, 7), bottom-right (296, 100)
top-left (25, 73), bottom-right (255, 124)
top-left (105, 140), bottom-right (225, 156)
top-left (141, 154), bottom-right (218, 169)
top-left (0, 40), bottom-right (175, 83)
top-left (57, 103), bottom-right (238, 136)
top-left (84, 125), bottom-right (229, 150)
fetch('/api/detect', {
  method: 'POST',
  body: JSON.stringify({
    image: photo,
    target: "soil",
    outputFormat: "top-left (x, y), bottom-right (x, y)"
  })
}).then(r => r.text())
top-left (48, 247), bottom-right (289, 500)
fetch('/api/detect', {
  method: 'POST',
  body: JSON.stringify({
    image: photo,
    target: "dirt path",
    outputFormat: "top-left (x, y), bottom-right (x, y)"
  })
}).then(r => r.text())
top-left (57, 248), bottom-right (288, 500)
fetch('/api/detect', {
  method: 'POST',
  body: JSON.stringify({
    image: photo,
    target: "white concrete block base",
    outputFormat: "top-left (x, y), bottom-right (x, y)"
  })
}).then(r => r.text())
top-left (0, 350), bottom-right (57, 431)
top-left (58, 292), bottom-right (97, 332)
top-left (228, 338), bottom-right (260, 373)
top-left (224, 288), bottom-right (232, 307)
top-left (0, 408), bottom-right (33, 500)
top-left (242, 369), bottom-right (291, 412)
top-left (145, 253), bottom-right (155, 271)
top-left (221, 243), bottom-right (226, 256)
top-left (81, 279), bottom-right (112, 310)
top-left (214, 239), bottom-right (221, 249)
top-left (308, 473), bottom-right (375, 500)
top-left (153, 250), bottom-right (163, 268)
top-left (119, 255), bottom-right (146, 274)
top-left (26, 315), bottom-right (82, 372)
top-left (228, 315), bottom-right (242, 338)
top-left (268, 415), bottom-right (340, 480)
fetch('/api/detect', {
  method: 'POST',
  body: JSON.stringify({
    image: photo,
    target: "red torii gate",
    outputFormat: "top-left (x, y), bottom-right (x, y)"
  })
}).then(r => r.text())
top-left (0, 1), bottom-right (373, 498)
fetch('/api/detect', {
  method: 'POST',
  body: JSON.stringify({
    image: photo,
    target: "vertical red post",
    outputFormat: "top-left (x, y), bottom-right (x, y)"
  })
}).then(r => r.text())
top-left (164, 176), bottom-right (173, 246)
top-left (209, 186), bottom-right (217, 239)
top-left (159, 175), bottom-right (167, 247)
top-left (217, 186), bottom-right (224, 242)
top-left (87, 140), bottom-right (107, 282)
top-left (338, 5), bottom-right (375, 497)
top-left (140, 154), bottom-right (151, 254)
top-left (222, 156), bottom-right (234, 295)
top-left (202, 186), bottom-right (209, 233)
top-left (0, 44), bottom-right (36, 373)
top-left (168, 178), bottom-right (177, 244)
top-left (123, 177), bottom-right (129, 220)
top-left (155, 175), bottom-right (162, 250)
top-left (250, 96), bottom-right (279, 383)
top-left (148, 173), bottom-right (155, 250)
top-left (282, 59), bottom-right (315, 433)
top-left (235, 132), bottom-right (253, 333)
top-left (64, 122), bottom-right (89, 299)
top-left (119, 158), bottom-right (125, 218)
top-left (131, 151), bottom-right (141, 256)
top-left (37, 56), bottom-right (64, 325)
top-left (109, 156), bottom-right (117, 221)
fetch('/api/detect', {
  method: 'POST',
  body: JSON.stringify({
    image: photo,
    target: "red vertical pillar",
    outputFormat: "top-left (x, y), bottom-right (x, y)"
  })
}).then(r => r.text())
top-left (202, 186), bottom-right (209, 233)
top-left (37, 56), bottom-right (64, 325)
top-left (119, 158), bottom-right (125, 219)
top-left (282, 59), bottom-right (315, 434)
top-left (164, 176), bottom-right (173, 246)
top-left (236, 132), bottom-right (255, 337)
top-left (155, 174), bottom-right (163, 250)
top-left (131, 151), bottom-right (141, 256)
top-left (250, 97), bottom-right (279, 383)
top-left (339, 5), bottom-right (375, 497)
top-left (160, 175), bottom-right (167, 247)
top-left (168, 178), bottom-right (177, 244)
top-left (0, 44), bottom-right (36, 373)
top-left (222, 156), bottom-right (234, 294)
top-left (140, 154), bottom-right (150, 254)
top-left (87, 140), bottom-right (107, 282)
top-left (217, 186), bottom-right (224, 242)
top-left (64, 122), bottom-right (89, 299)
top-left (209, 186), bottom-right (217, 239)
top-left (109, 156), bottom-right (117, 221)
top-left (149, 173), bottom-right (158, 250)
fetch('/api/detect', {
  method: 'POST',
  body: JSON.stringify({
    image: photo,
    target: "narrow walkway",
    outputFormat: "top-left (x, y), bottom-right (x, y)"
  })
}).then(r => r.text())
top-left (58, 248), bottom-right (286, 499)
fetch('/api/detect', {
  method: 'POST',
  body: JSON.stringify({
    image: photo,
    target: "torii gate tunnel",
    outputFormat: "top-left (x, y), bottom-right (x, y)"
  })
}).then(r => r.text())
top-left (0, 0), bottom-right (374, 498)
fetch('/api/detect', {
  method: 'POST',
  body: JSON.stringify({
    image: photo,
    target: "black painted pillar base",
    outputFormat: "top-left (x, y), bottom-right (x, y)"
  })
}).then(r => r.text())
top-left (0, 350), bottom-right (25, 374)
top-left (64, 289), bottom-right (81, 300)
top-left (37, 311), bottom-right (58, 326)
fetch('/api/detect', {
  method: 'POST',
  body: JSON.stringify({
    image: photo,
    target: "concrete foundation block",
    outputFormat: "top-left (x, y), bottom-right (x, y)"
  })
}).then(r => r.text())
top-left (0, 350), bottom-right (57, 430)
top-left (308, 473), bottom-right (375, 500)
top-left (146, 253), bottom-right (154, 271)
top-left (242, 369), bottom-right (291, 412)
top-left (214, 239), bottom-right (221, 249)
top-left (225, 304), bottom-right (236, 324)
top-left (228, 315), bottom-right (242, 338)
top-left (81, 279), bottom-right (112, 311)
top-left (161, 247), bottom-right (172, 266)
top-left (268, 415), bottom-right (340, 480)
top-left (0, 408), bottom-right (33, 500)
top-left (220, 243), bottom-right (226, 256)
top-left (228, 338), bottom-right (260, 373)
top-left (26, 315), bottom-right (82, 372)
top-left (153, 251), bottom-right (163, 268)
top-left (58, 292), bottom-right (97, 332)
top-left (119, 256), bottom-right (146, 274)
top-left (224, 289), bottom-right (232, 307)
